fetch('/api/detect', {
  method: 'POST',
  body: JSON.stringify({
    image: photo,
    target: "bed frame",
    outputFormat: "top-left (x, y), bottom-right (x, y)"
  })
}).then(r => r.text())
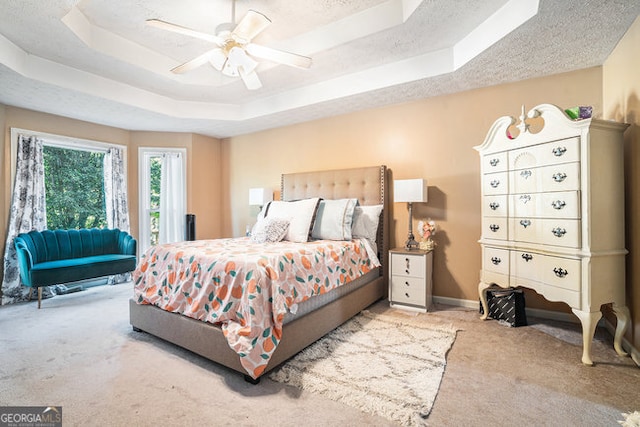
top-left (129, 165), bottom-right (389, 382)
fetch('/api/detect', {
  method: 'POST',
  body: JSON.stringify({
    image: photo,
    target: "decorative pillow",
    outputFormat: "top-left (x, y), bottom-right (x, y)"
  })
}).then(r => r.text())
top-left (265, 198), bottom-right (321, 243)
top-left (312, 198), bottom-right (359, 240)
top-left (250, 217), bottom-right (290, 243)
top-left (351, 204), bottom-right (383, 248)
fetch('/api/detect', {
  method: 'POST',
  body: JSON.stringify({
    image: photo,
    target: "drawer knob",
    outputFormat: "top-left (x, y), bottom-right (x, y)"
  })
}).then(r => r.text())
top-left (489, 158), bottom-right (500, 167)
top-left (490, 179), bottom-right (500, 188)
top-left (491, 256), bottom-right (501, 265)
top-left (489, 224), bottom-right (500, 232)
top-left (553, 267), bottom-right (568, 278)
top-left (551, 200), bottom-right (566, 209)
top-left (405, 292), bottom-right (410, 298)
top-left (552, 146), bottom-right (567, 156)
top-left (520, 170), bottom-right (532, 179)
top-left (552, 172), bottom-right (567, 182)
top-left (519, 194), bottom-right (531, 204)
top-left (522, 253), bottom-right (533, 262)
top-left (520, 219), bottom-right (531, 228)
top-left (489, 202), bottom-right (500, 210)
top-left (405, 281), bottom-right (410, 287)
top-left (552, 227), bottom-right (567, 238)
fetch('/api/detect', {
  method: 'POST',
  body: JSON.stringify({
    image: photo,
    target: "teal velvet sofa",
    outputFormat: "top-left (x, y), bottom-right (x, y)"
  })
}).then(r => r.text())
top-left (14, 228), bottom-right (137, 308)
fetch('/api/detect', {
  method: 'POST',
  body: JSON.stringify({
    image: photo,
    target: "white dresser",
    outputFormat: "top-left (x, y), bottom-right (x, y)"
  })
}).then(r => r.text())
top-left (475, 104), bottom-right (630, 365)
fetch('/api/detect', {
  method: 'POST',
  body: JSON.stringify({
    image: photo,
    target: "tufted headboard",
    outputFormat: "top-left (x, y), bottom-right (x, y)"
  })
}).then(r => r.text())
top-left (281, 165), bottom-right (389, 281)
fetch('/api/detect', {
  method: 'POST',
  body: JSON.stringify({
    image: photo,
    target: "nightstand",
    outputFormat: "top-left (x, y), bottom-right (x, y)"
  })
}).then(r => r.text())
top-left (389, 248), bottom-right (433, 312)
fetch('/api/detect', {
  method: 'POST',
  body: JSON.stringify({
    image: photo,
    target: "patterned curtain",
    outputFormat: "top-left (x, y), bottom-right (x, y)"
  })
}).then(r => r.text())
top-left (104, 146), bottom-right (131, 284)
top-left (1, 135), bottom-right (48, 304)
top-left (104, 147), bottom-right (130, 232)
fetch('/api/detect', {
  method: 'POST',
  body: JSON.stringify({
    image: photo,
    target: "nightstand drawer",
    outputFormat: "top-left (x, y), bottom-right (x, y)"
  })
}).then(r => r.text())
top-left (390, 253), bottom-right (426, 278)
top-left (390, 277), bottom-right (426, 306)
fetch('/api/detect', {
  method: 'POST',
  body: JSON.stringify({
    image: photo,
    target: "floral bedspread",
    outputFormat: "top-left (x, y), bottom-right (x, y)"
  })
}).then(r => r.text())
top-left (132, 237), bottom-right (379, 378)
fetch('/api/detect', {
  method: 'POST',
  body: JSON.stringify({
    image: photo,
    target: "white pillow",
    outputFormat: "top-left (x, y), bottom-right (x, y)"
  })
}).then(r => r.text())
top-left (265, 198), bottom-right (321, 243)
top-left (312, 198), bottom-right (358, 240)
top-left (351, 204), bottom-right (383, 248)
top-left (250, 217), bottom-right (290, 243)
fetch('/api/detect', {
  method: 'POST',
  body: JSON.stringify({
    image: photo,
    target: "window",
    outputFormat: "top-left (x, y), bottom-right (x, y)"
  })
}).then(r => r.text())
top-left (139, 148), bottom-right (186, 255)
top-left (43, 145), bottom-right (107, 230)
top-left (10, 128), bottom-right (123, 231)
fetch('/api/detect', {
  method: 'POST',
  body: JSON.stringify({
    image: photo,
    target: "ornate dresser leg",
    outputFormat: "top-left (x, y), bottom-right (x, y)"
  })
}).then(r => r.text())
top-left (571, 309), bottom-right (602, 365)
top-left (612, 304), bottom-right (630, 357)
top-left (478, 282), bottom-right (491, 320)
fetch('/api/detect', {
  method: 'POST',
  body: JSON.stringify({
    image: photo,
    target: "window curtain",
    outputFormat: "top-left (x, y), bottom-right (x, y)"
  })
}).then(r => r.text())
top-left (104, 147), bottom-right (130, 232)
top-left (104, 147), bottom-right (131, 284)
top-left (159, 152), bottom-right (185, 244)
top-left (1, 135), bottom-right (48, 304)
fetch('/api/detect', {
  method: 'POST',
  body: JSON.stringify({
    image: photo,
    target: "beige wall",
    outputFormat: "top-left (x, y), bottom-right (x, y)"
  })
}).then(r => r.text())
top-left (223, 67), bottom-right (603, 309)
top-left (603, 15), bottom-right (640, 352)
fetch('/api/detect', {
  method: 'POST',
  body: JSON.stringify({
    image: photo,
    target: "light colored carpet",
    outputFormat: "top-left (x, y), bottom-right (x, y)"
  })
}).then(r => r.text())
top-left (269, 310), bottom-right (457, 426)
top-left (1, 283), bottom-right (638, 426)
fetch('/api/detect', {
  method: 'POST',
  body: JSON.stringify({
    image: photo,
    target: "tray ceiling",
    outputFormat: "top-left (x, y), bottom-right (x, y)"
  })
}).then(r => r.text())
top-left (0, 0), bottom-right (638, 138)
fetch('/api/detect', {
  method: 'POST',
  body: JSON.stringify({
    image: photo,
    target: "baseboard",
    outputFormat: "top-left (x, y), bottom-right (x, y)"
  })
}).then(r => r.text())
top-left (433, 295), bottom-right (640, 367)
top-left (432, 295), bottom-right (579, 324)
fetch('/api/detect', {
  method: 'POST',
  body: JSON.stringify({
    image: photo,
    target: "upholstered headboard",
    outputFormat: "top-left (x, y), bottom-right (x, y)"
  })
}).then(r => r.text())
top-left (281, 165), bottom-right (389, 281)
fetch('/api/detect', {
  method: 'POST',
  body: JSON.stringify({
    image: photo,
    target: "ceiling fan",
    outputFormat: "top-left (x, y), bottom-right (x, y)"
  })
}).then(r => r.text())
top-left (146, 1), bottom-right (312, 90)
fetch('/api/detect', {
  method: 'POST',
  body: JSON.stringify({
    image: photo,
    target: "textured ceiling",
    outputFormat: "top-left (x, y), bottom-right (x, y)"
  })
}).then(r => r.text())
top-left (0, 0), bottom-right (638, 138)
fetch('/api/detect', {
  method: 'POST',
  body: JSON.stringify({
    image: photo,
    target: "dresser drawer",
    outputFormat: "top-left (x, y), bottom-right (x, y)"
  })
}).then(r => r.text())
top-left (482, 217), bottom-right (508, 240)
top-left (483, 195), bottom-right (508, 217)
top-left (512, 251), bottom-right (581, 292)
top-left (511, 162), bottom-right (580, 194)
top-left (511, 191), bottom-right (580, 219)
top-left (390, 253), bottom-right (426, 278)
top-left (483, 247), bottom-right (509, 275)
top-left (511, 218), bottom-right (581, 248)
top-left (510, 137), bottom-right (580, 170)
top-left (482, 152), bottom-right (508, 173)
top-left (390, 277), bottom-right (426, 306)
top-left (482, 171), bottom-right (508, 195)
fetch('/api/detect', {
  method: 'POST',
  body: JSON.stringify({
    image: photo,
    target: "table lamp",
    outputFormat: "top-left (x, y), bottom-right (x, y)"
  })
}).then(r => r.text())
top-left (394, 179), bottom-right (427, 250)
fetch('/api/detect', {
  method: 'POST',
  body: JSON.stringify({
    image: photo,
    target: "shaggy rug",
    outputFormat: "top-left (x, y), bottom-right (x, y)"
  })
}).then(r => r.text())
top-left (268, 311), bottom-right (457, 426)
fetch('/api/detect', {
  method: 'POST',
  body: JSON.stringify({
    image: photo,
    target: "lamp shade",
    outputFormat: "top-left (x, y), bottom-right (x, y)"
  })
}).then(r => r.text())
top-left (394, 179), bottom-right (427, 203)
top-left (249, 187), bottom-right (273, 206)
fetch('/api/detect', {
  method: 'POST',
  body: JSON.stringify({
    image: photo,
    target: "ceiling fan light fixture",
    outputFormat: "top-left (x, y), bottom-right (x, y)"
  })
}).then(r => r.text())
top-left (147, 4), bottom-right (311, 90)
top-left (209, 49), bottom-right (226, 71)
top-left (228, 46), bottom-right (257, 73)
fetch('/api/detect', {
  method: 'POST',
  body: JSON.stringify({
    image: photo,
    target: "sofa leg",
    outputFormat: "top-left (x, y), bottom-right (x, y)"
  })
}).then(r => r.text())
top-left (28, 287), bottom-right (34, 302)
top-left (38, 287), bottom-right (42, 309)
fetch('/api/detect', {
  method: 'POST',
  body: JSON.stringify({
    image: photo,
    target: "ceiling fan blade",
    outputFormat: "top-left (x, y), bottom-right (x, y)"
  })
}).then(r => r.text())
top-left (240, 68), bottom-right (262, 90)
top-left (146, 19), bottom-right (223, 45)
top-left (246, 43), bottom-right (312, 69)
top-left (232, 10), bottom-right (271, 42)
top-left (171, 49), bottom-right (218, 74)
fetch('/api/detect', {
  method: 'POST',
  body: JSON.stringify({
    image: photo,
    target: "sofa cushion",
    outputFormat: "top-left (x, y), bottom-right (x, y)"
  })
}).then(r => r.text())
top-left (30, 254), bottom-right (137, 286)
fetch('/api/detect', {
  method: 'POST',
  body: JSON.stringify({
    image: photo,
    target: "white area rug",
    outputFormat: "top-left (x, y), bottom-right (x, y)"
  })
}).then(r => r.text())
top-left (269, 311), bottom-right (457, 426)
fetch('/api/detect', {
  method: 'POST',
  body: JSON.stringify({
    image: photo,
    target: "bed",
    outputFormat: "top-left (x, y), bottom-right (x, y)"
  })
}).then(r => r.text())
top-left (129, 165), bottom-right (389, 382)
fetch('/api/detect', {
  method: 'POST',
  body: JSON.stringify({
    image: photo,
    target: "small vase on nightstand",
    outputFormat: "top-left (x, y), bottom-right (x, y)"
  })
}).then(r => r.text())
top-left (419, 238), bottom-right (434, 251)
